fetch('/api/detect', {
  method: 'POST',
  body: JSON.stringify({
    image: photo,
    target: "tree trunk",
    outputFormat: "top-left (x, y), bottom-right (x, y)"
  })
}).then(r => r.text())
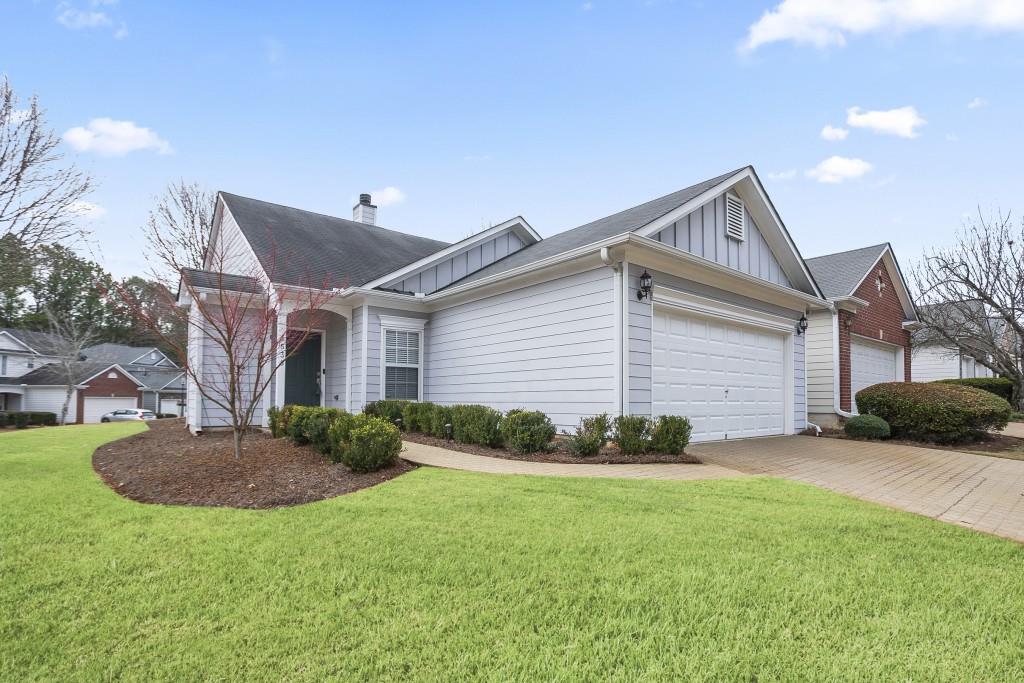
top-left (60, 383), bottom-right (74, 426)
top-left (232, 426), bottom-right (244, 459)
top-left (1016, 379), bottom-right (1024, 413)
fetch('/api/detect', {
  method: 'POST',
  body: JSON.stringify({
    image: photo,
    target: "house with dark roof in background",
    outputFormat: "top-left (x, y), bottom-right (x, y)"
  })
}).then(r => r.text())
top-left (182, 166), bottom-right (840, 442)
top-left (803, 243), bottom-right (919, 427)
top-left (911, 302), bottom-right (997, 382)
top-left (0, 330), bottom-right (185, 422)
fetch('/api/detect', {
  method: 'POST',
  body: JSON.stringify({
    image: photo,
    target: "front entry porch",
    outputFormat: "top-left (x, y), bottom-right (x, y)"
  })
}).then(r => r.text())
top-left (273, 308), bottom-right (349, 416)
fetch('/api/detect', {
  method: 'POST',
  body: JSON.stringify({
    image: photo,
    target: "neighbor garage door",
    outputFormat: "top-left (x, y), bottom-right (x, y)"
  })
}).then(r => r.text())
top-left (652, 308), bottom-right (786, 443)
top-left (850, 337), bottom-right (899, 413)
top-left (83, 396), bottom-right (137, 423)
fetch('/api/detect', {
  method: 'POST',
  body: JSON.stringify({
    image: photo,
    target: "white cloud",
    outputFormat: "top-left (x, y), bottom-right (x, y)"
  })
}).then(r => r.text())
top-left (63, 118), bottom-right (173, 156)
top-left (69, 200), bottom-right (107, 220)
top-left (766, 169), bottom-right (797, 181)
top-left (805, 156), bottom-right (872, 184)
top-left (820, 124), bottom-right (848, 141)
top-left (967, 97), bottom-right (989, 109)
top-left (741, 0), bottom-right (1024, 52)
top-left (370, 186), bottom-right (406, 207)
top-left (846, 106), bottom-right (925, 138)
top-left (56, 1), bottom-right (127, 38)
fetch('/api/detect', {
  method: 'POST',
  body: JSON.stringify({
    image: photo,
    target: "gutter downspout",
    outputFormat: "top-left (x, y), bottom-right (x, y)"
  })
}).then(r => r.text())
top-left (601, 247), bottom-right (624, 417)
top-left (832, 310), bottom-right (856, 420)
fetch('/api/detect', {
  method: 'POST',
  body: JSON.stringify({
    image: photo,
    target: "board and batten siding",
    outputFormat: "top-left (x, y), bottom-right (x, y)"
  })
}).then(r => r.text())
top-left (383, 230), bottom-right (527, 295)
top-left (424, 267), bottom-right (617, 430)
top-left (651, 194), bottom-right (792, 288)
top-left (805, 310), bottom-right (836, 416)
top-left (632, 264), bottom-right (807, 430)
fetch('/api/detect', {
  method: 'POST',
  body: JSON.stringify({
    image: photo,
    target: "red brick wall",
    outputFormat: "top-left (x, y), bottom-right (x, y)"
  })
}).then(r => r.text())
top-left (839, 258), bottom-right (913, 412)
top-left (75, 367), bottom-right (141, 423)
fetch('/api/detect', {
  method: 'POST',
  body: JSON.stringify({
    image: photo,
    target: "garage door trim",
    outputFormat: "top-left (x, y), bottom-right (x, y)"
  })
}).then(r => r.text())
top-left (849, 334), bottom-right (903, 415)
top-left (652, 287), bottom-right (796, 437)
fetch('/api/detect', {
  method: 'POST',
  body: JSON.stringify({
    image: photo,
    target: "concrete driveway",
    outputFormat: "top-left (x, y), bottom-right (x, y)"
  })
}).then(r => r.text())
top-left (1002, 422), bottom-right (1024, 439)
top-left (692, 436), bottom-right (1024, 543)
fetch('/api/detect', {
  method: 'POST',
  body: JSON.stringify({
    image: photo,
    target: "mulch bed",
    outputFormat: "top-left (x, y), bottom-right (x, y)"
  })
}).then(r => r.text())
top-left (401, 431), bottom-right (701, 464)
top-left (92, 418), bottom-right (415, 509)
top-left (817, 427), bottom-right (1024, 456)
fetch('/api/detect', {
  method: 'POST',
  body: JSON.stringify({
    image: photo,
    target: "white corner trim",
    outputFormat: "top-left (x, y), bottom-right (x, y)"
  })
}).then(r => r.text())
top-left (361, 305), bottom-right (369, 408)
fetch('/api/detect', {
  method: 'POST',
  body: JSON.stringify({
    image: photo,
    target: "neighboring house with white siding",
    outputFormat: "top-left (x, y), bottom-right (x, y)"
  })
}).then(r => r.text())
top-left (1, 329), bottom-right (181, 422)
top-left (183, 166), bottom-right (832, 442)
top-left (803, 244), bottom-right (919, 427)
top-left (911, 303), bottom-right (996, 382)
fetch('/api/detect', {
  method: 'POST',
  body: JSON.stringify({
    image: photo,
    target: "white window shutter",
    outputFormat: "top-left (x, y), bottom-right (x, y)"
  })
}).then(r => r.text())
top-left (725, 194), bottom-right (745, 241)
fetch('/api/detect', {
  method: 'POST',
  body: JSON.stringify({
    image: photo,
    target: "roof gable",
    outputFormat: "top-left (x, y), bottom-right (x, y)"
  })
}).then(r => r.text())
top-left (219, 192), bottom-right (450, 289)
top-left (807, 243), bottom-right (917, 319)
top-left (84, 343), bottom-right (175, 367)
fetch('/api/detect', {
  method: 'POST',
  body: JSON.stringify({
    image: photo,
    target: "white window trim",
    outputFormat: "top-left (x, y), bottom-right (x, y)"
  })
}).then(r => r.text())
top-left (378, 315), bottom-right (427, 402)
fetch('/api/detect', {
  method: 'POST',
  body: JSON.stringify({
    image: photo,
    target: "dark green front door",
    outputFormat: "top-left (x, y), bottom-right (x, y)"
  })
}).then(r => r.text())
top-left (285, 335), bottom-right (321, 406)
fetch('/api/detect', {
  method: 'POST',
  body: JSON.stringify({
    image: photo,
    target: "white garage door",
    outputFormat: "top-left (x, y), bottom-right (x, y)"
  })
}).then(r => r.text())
top-left (83, 397), bottom-right (137, 423)
top-left (160, 398), bottom-right (183, 416)
top-left (850, 338), bottom-right (899, 413)
top-left (653, 308), bottom-right (787, 443)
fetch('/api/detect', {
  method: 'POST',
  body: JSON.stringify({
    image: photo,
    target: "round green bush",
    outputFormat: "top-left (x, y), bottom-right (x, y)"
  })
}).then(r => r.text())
top-left (565, 413), bottom-right (611, 458)
top-left (326, 412), bottom-right (357, 463)
top-left (401, 401), bottom-right (434, 433)
top-left (286, 406), bottom-right (316, 444)
top-left (856, 382), bottom-right (1011, 443)
top-left (844, 414), bottom-right (891, 440)
top-left (363, 400), bottom-right (409, 426)
top-left (936, 377), bottom-right (1014, 403)
top-left (613, 415), bottom-right (651, 456)
top-left (650, 415), bottom-right (692, 455)
top-left (499, 409), bottom-right (556, 453)
top-left (342, 416), bottom-right (402, 472)
top-left (450, 404), bottom-right (503, 447)
top-left (426, 404), bottom-right (453, 438)
top-left (303, 407), bottom-right (348, 455)
top-left (14, 412), bottom-right (29, 429)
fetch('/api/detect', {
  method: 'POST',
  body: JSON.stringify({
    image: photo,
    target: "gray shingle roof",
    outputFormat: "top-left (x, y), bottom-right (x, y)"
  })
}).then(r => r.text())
top-left (180, 268), bottom-right (264, 294)
top-left (84, 343), bottom-right (170, 367)
top-left (220, 192), bottom-right (450, 289)
top-left (0, 328), bottom-right (68, 355)
top-left (804, 244), bottom-right (889, 299)
top-left (447, 167), bottom-right (749, 288)
top-left (124, 366), bottom-right (184, 391)
top-left (14, 361), bottom-right (121, 386)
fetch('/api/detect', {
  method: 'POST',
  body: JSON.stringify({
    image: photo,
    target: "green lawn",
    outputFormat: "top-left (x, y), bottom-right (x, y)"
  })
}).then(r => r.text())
top-left (3, 425), bottom-right (1024, 681)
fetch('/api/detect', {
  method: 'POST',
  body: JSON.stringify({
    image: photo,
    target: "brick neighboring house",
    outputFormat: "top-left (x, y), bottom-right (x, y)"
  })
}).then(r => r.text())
top-left (804, 243), bottom-right (919, 427)
top-left (5, 361), bottom-right (144, 424)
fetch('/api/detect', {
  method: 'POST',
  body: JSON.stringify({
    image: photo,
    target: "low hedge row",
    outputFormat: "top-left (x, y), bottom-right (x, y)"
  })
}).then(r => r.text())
top-left (856, 382), bottom-right (1010, 443)
top-left (935, 377), bottom-right (1015, 403)
top-left (0, 411), bottom-right (58, 428)
top-left (279, 405), bottom-right (401, 472)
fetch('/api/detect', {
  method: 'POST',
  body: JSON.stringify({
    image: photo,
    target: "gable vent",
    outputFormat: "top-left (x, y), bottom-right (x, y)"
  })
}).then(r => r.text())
top-left (725, 193), bottom-right (745, 241)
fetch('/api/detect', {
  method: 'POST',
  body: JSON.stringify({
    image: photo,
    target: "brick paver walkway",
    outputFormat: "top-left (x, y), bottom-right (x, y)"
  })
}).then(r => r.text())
top-left (401, 441), bottom-right (747, 481)
top-left (692, 436), bottom-right (1024, 542)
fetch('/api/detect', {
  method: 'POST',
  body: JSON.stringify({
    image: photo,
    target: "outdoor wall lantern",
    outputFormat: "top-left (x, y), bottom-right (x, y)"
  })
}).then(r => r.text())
top-left (637, 270), bottom-right (653, 301)
top-left (796, 314), bottom-right (809, 336)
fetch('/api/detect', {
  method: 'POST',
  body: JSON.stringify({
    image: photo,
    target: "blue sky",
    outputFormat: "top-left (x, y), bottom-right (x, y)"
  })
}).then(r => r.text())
top-left (4, 1), bottom-right (1023, 278)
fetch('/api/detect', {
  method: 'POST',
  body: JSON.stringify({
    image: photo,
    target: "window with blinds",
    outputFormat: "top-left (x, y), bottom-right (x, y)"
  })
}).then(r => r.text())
top-left (384, 329), bottom-right (420, 400)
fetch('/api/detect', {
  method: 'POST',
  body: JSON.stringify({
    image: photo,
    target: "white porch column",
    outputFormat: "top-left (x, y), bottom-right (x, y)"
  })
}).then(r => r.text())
top-left (274, 309), bottom-right (289, 410)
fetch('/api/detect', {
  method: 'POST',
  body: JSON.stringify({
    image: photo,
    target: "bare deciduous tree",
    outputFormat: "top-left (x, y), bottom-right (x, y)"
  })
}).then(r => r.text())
top-left (913, 209), bottom-right (1024, 408)
top-left (45, 306), bottom-right (99, 426)
top-left (111, 238), bottom-right (333, 458)
top-left (142, 180), bottom-right (215, 287)
top-left (0, 77), bottom-right (93, 248)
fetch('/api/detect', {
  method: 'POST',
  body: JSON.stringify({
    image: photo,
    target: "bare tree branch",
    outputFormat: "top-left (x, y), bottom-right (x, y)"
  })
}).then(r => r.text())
top-left (44, 306), bottom-right (99, 426)
top-left (142, 179), bottom-right (215, 287)
top-left (0, 77), bottom-right (93, 249)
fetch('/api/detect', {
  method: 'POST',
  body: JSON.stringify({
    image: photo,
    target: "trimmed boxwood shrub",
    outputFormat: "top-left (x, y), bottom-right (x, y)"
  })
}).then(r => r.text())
top-left (426, 403), bottom-right (453, 438)
top-left (1, 411), bottom-right (57, 427)
top-left (565, 413), bottom-right (611, 458)
top-left (364, 400), bottom-right (410, 427)
top-left (401, 401), bottom-right (434, 433)
top-left (936, 377), bottom-right (1014, 403)
top-left (267, 405), bottom-right (282, 437)
top-left (286, 406), bottom-right (316, 444)
top-left (856, 382), bottom-right (1011, 443)
top-left (499, 409), bottom-right (556, 453)
top-left (450, 404), bottom-right (503, 447)
top-left (844, 414), bottom-right (891, 440)
top-left (14, 412), bottom-right (29, 429)
top-left (614, 415), bottom-right (651, 455)
top-left (303, 407), bottom-right (349, 455)
top-left (650, 415), bottom-right (692, 455)
top-left (326, 411), bottom-right (357, 463)
top-left (272, 405), bottom-right (295, 439)
top-left (343, 416), bottom-right (402, 472)
top-left (0, 412), bottom-right (7, 428)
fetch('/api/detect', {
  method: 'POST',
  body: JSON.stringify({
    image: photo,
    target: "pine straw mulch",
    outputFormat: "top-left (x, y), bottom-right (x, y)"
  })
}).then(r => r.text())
top-left (401, 431), bottom-right (701, 464)
top-left (92, 418), bottom-right (415, 509)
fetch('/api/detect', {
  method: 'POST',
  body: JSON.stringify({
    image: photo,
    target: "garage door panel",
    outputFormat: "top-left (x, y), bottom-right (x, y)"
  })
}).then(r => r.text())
top-left (83, 396), bottom-right (137, 423)
top-left (653, 308), bottom-right (787, 443)
top-left (851, 338), bottom-right (899, 414)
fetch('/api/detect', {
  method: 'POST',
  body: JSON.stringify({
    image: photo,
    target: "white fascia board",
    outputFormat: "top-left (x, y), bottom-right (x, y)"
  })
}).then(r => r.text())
top-left (80, 363), bottom-right (147, 387)
top-left (830, 295), bottom-right (870, 312)
top-left (632, 167), bottom-right (824, 299)
top-left (626, 234), bottom-right (831, 311)
top-left (848, 246), bottom-right (918, 321)
top-left (361, 216), bottom-right (541, 291)
top-left (0, 331), bottom-right (37, 354)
